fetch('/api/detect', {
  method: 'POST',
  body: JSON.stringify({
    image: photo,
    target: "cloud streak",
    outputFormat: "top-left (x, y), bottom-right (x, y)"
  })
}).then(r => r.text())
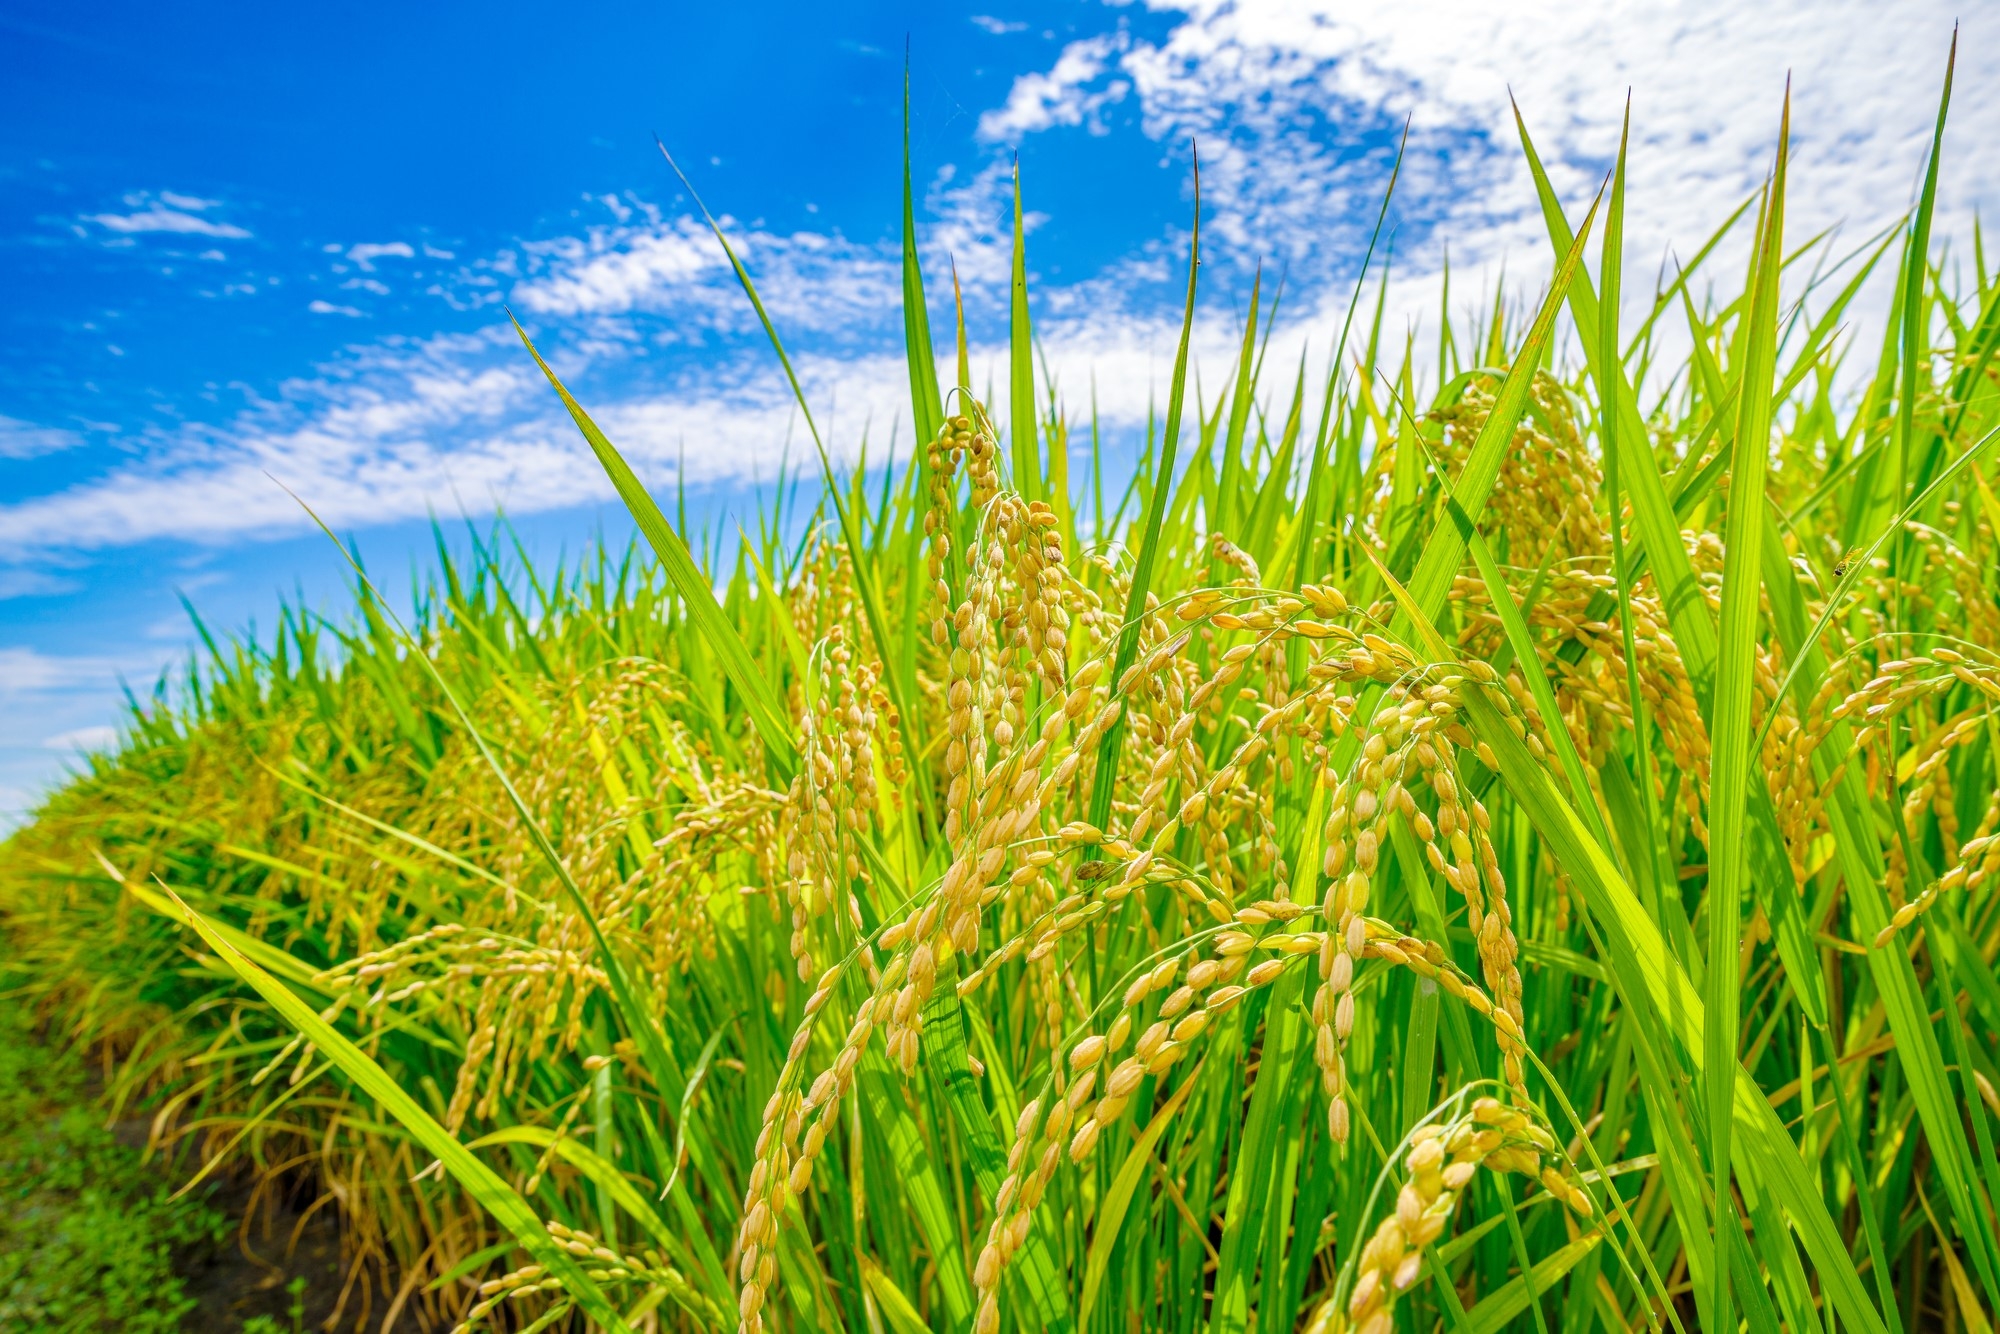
top-left (345, 241), bottom-right (418, 270)
top-left (84, 191), bottom-right (252, 239)
top-left (7, 1), bottom-right (1994, 573)
top-left (0, 417), bottom-right (86, 461)
top-left (978, 32), bottom-right (1131, 140)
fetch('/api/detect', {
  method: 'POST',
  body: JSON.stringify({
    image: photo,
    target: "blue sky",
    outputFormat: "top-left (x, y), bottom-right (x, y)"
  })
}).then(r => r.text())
top-left (2, 0), bottom-right (1992, 823)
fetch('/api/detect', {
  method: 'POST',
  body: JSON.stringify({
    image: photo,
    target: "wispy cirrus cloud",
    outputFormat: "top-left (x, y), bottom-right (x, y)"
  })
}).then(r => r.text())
top-left (509, 216), bottom-right (732, 319)
top-left (346, 241), bottom-right (417, 270)
top-left (1051, 1), bottom-right (1990, 284)
top-left (978, 31), bottom-right (1131, 141)
top-left (0, 417), bottom-right (86, 460)
top-left (0, 645), bottom-right (126, 696)
top-left (505, 209), bottom-right (920, 342)
top-left (43, 724), bottom-right (119, 753)
top-left (0, 644), bottom-right (179, 828)
top-left (7, 0), bottom-right (1995, 574)
top-left (0, 322), bottom-right (909, 559)
top-left (83, 190), bottom-right (251, 239)
top-left (0, 568), bottom-right (81, 600)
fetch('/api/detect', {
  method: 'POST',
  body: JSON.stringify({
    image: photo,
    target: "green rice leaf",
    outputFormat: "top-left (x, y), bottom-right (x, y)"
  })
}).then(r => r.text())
top-left (861, 1257), bottom-right (934, 1334)
top-left (159, 888), bottom-right (639, 1334)
top-left (857, 1053), bottom-right (977, 1329)
top-left (652, 142), bottom-right (936, 828)
top-left (1085, 146), bottom-right (1201, 838)
top-left (903, 62), bottom-right (944, 450)
top-left (1461, 1227), bottom-right (1600, 1334)
top-left (1895, 30), bottom-right (1956, 509)
top-left (1077, 1059), bottom-right (1201, 1328)
top-left (1397, 179), bottom-right (1600, 629)
top-left (1701, 87), bottom-right (1790, 1334)
top-left (1010, 158), bottom-right (1040, 502)
top-left (512, 321), bottom-right (798, 785)
top-left (115, 865), bottom-right (327, 994)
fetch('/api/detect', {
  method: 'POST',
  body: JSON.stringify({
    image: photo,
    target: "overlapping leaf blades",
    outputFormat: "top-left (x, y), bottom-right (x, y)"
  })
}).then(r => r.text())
top-left (5, 53), bottom-right (1999, 1334)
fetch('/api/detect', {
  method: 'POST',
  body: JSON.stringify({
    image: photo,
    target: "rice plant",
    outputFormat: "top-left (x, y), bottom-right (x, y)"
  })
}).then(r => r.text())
top-left (5, 52), bottom-right (2000, 1334)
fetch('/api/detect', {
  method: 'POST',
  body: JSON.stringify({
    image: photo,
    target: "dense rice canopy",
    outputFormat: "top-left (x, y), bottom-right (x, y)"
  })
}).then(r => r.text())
top-left (5, 75), bottom-right (2000, 1334)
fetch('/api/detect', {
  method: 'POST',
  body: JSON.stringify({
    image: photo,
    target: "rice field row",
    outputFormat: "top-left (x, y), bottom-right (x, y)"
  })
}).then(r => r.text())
top-left (4, 60), bottom-right (1999, 1334)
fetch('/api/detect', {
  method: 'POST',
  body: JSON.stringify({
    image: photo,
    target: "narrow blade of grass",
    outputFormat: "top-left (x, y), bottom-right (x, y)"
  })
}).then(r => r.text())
top-left (1085, 145), bottom-right (1201, 840)
top-left (1702, 87), bottom-right (1790, 1334)
top-left (1397, 180), bottom-right (1600, 629)
top-left (161, 888), bottom-right (640, 1334)
top-left (1010, 158), bottom-right (1040, 502)
top-left (512, 320), bottom-right (798, 785)
top-left (654, 142), bottom-right (938, 832)
top-left (903, 61), bottom-right (944, 450)
top-left (1078, 1059), bottom-right (1201, 1328)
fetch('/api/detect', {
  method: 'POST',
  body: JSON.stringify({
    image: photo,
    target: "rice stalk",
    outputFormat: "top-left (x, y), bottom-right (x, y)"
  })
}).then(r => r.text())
top-left (3, 54), bottom-right (1998, 1334)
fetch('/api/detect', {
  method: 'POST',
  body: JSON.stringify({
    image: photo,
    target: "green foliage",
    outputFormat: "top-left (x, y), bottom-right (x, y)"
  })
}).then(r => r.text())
top-left (0, 1003), bottom-right (224, 1332)
top-left (238, 1277), bottom-right (307, 1334)
top-left (5, 50), bottom-right (2000, 1334)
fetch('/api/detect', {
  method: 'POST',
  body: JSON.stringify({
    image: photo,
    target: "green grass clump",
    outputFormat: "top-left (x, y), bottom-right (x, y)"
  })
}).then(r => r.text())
top-left (6, 55), bottom-right (2000, 1334)
top-left (0, 1002), bottom-right (225, 1332)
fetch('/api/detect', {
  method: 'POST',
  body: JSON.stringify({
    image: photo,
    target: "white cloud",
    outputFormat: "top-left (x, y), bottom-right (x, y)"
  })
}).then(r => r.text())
top-left (949, 0), bottom-right (1995, 430)
top-left (86, 191), bottom-right (251, 239)
top-left (0, 416), bottom-right (86, 460)
top-left (978, 32), bottom-right (1131, 141)
top-left (7, 0), bottom-right (1993, 570)
top-left (308, 300), bottom-right (366, 317)
top-left (0, 646), bottom-right (121, 695)
top-left (971, 16), bottom-right (1027, 35)
top-left (348, 241), bottom-right (417, 270)
top-left (0, 788), bottom-right (37, 830)
top-left (0, 645), bottom-right (178, 831)
top-left (0, 568), bottom-right (81, 600)
top-left (1090, 1), bottom-right (1989, 287)
top-left (43, 724), bottom-right (119, 753)
top-left (508, 214), bottom-right (910, 341)
top-left (0, 318), bottom-right (919, 557)
top-left (511, 221), bottom-right (726, 317)
top-left (0, 280), bottom-right (1252, 562)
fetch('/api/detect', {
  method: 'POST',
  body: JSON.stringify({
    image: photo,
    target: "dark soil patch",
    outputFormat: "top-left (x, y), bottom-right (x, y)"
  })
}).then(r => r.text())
top-left (0, 1006), bottom-right (414, 1332)
top-left (177, 1169), bottom-right (374, 1333)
